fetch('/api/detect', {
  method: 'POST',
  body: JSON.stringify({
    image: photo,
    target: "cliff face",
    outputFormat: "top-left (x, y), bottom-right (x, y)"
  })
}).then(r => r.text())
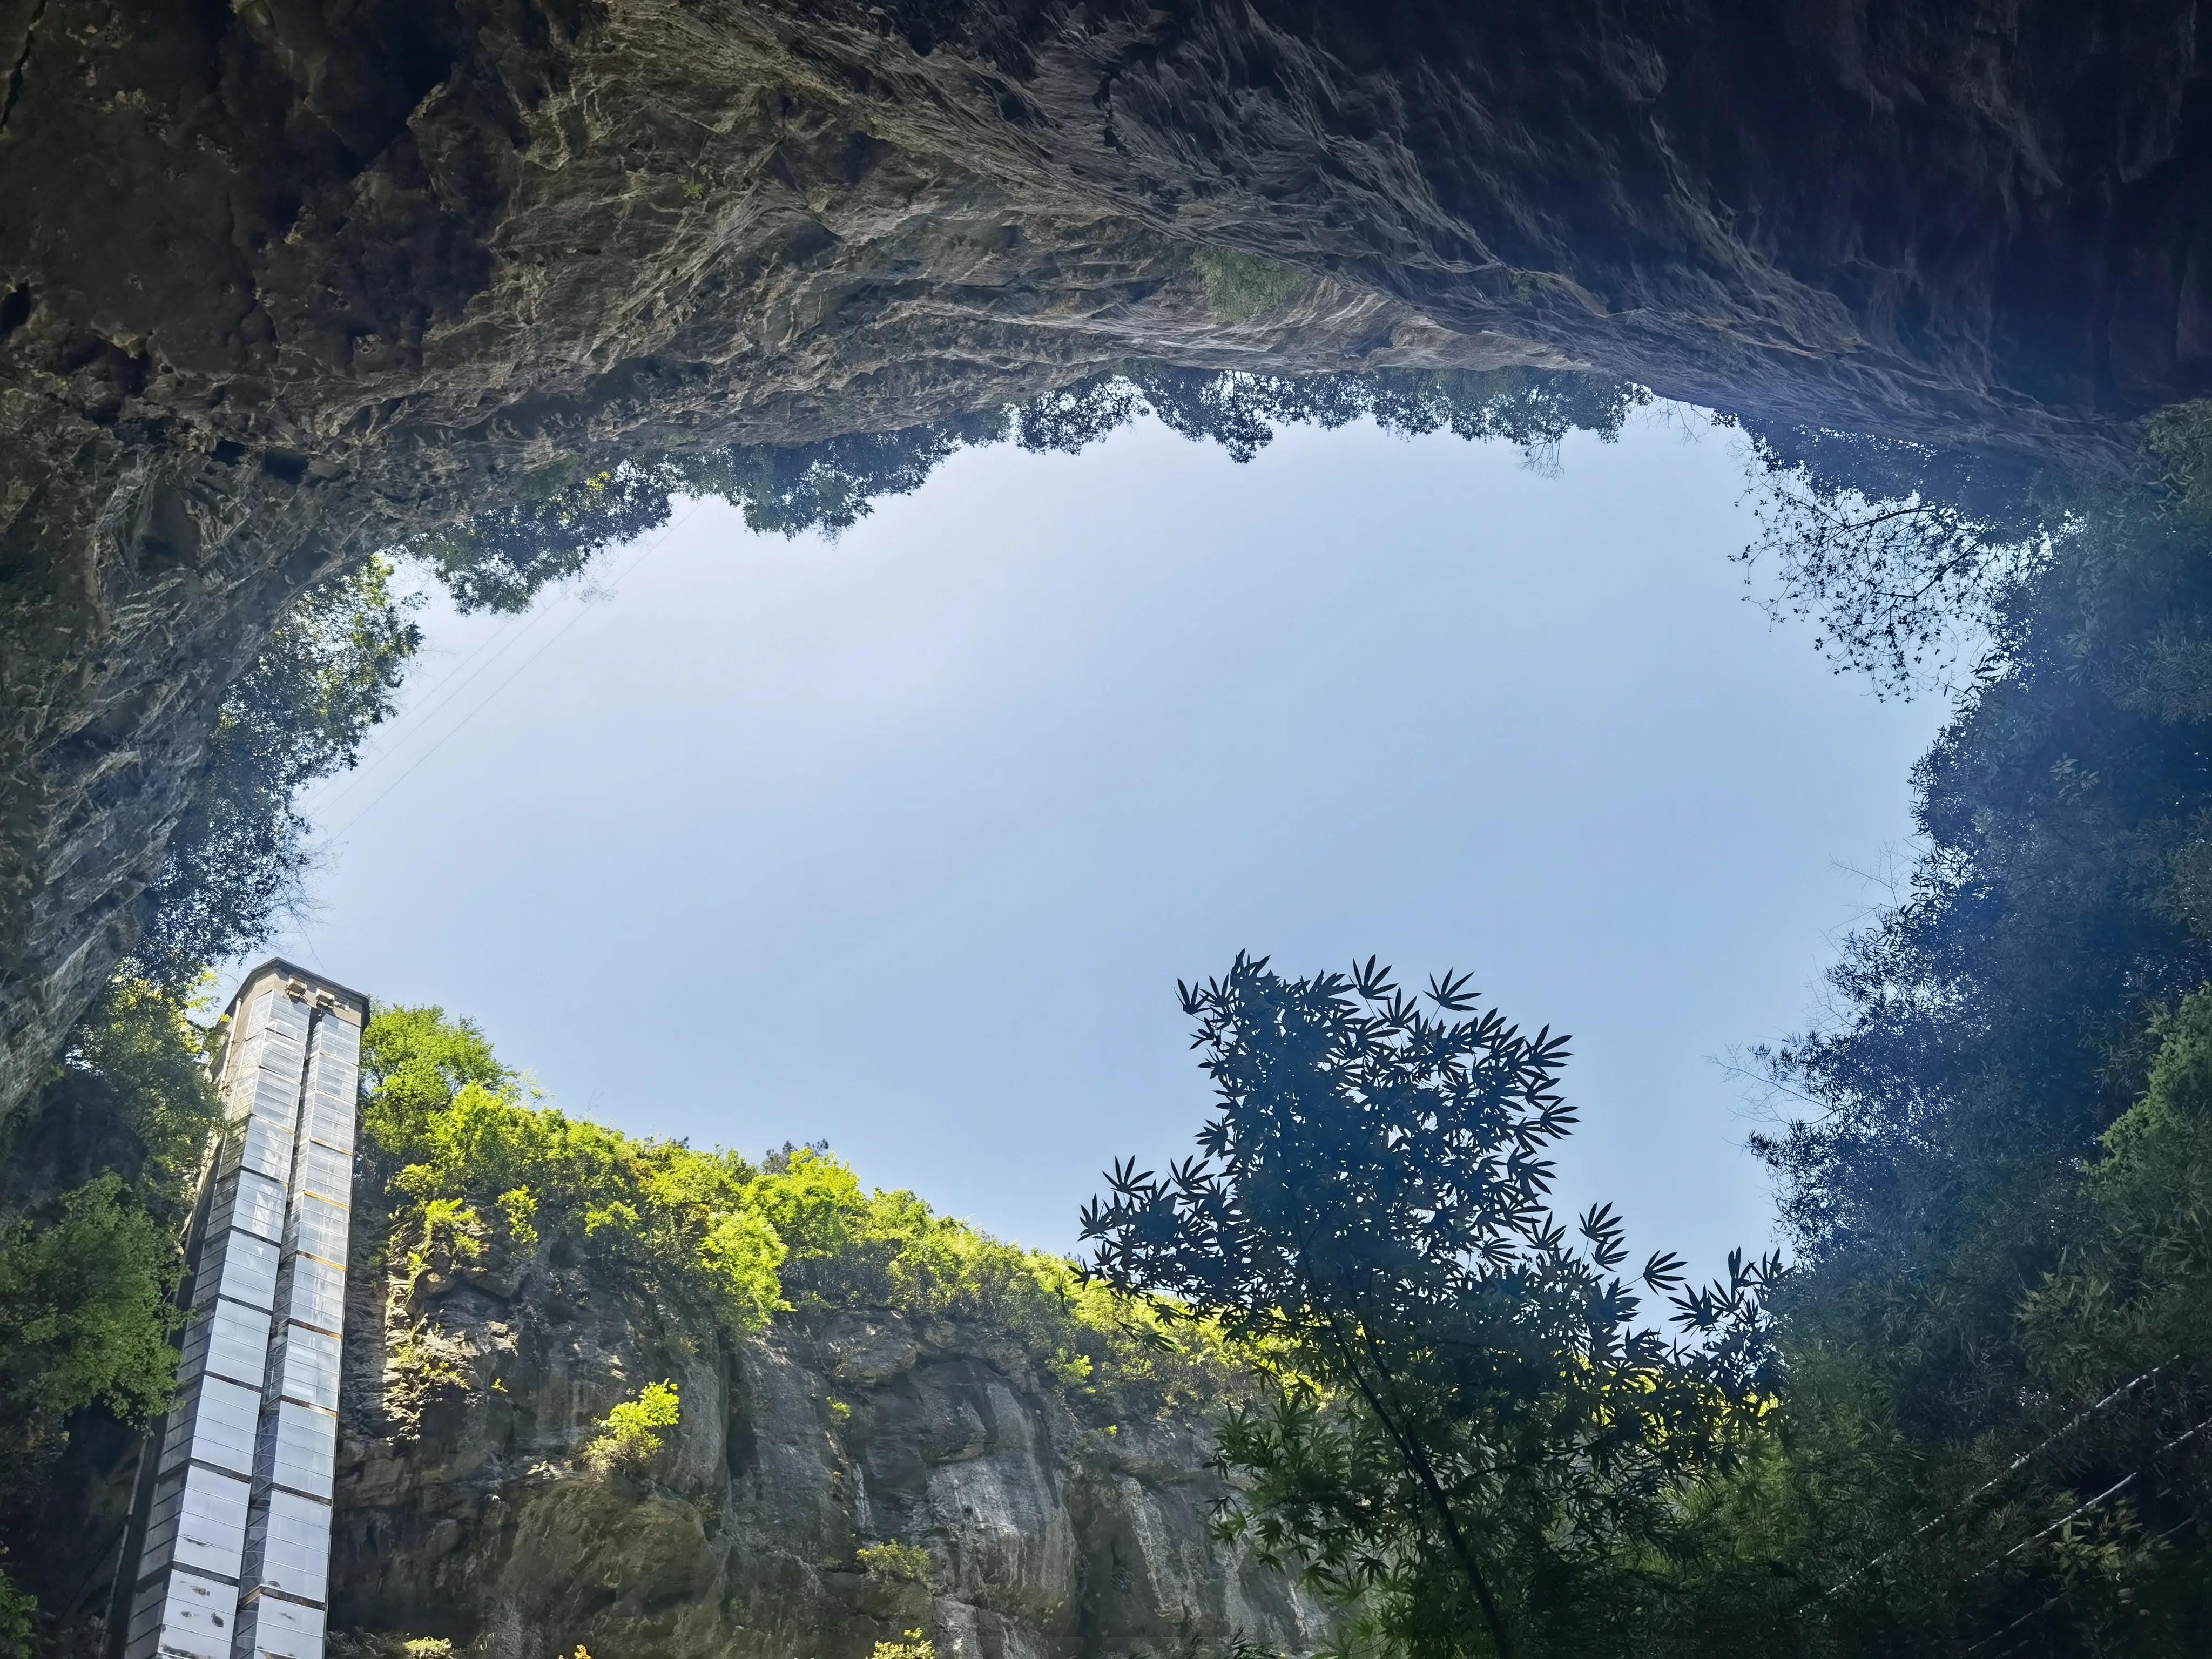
top-left (7, 0), bottom-right (2212, 1110)
top-left (330, 1201), bottom-right (1330, 1659)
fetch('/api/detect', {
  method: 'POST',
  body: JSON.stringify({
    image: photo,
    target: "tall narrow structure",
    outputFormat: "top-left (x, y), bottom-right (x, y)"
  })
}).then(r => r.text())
top-left (117, 961), bottom-right (367, 1659)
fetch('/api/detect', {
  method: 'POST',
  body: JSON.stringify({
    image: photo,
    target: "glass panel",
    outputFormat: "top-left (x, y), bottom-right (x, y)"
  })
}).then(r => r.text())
top-left (257, 1400), bottom-right (336, 1500)
top-left (277, 1256), bottom-right (345, 1336)
top-left (304, 1104), bottom-right (354, 1155)
top-left (181, 1296), bottom-right (272, 1391)
top-left (268, 1325), bottom-right (341, 1412)
top-left (215, 1116), bottom-right (295, 1184)
top-left (194, 1227), bottom-right (279, 1314)
top-left (123, 1567), bottom-right (237, 1659)
top-left (139, 1465), bottom-right (249, 1582)
top-left (296, 1141), bottom-right (350, 1205)
top-left (287, 1196), bottom-right (348, 1268)
top-left (157, 1374), bottom-right (261, 1479)
top-left (213, 1170), bottom-right (286, 1244)
top-left (233, 1589), bottom-right (324, 1659)
top-left (240, 1487), bottom-right (331, 1607)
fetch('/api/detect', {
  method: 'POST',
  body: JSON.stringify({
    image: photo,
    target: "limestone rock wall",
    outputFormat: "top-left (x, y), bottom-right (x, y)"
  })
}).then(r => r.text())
top-left (331, 1208), bottom-right (1331, 1659)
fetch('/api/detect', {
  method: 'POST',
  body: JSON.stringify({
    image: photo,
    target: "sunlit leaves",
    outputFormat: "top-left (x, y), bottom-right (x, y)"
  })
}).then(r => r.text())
top-left (365, 1007), bottom-right (779, 1334)
top-left (361, 1011), bottom-right (1242, 1407)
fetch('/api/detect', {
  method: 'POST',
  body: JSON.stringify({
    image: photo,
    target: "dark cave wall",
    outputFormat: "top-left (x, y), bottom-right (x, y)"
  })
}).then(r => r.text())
top-left (5, 0), bottom-right (2212, 1115)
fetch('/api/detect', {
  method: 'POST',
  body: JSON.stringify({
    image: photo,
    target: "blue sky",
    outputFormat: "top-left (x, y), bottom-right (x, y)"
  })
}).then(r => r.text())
top-left (257, 404), bottom-right (1949, 1282)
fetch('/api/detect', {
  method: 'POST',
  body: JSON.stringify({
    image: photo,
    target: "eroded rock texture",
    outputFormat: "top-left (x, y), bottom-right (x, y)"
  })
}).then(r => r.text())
top-left (6, 0), bottom-right (2212, 1107)
top-left (332, 1200), bottom-right (1329, 1658)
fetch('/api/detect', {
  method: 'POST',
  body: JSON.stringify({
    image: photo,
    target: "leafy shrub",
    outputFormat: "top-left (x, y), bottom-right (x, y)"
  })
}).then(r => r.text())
top-left (384, 1321), bottom-right (476, 1432)
top-left (855, 1541), bottom-right (930, 1584)
top-left (0, 1560), bottom-right (36, 1659)
top-left (0, 976), bottom-right (222, 1488)
top-left (1085, 954), bottom-right (1776, 1659)
top-left (753, 1146), bottom-right (1239, 1414)
top-left (0, 1175), bottom-right (181, 1468)
top-left (580, 1379), bottom-right (680, 1473)
top-left (362, 1008), bottom-right (785, 1335)
top-left (2024, 986), bottom-right (2212, 1389)
top-left (51, 975), bottom-right (223, 1212)
top-left (0, 976), bottom-right (223, 1640)
top-left (871, 1631), bottom-right (935, 1659)
top-left (362, 1009), bottom-right (1237, 1413)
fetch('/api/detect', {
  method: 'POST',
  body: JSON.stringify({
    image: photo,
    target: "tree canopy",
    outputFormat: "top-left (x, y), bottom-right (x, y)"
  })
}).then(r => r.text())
top-left (133, 556), bottom-right (420, 985)
top-left (405, 367), bottom-right (1649, 615)
top-left (1083, 954), bottom-right (1776, 1659)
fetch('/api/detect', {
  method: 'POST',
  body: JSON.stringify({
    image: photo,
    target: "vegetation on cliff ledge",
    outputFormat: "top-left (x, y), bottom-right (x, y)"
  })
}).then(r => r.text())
top-left (361, 1005), bottom-right (1237, 1418)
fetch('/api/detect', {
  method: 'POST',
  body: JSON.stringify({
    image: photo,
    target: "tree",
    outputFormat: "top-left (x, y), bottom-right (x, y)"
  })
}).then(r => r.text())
top-left (1729, 419), bottom-right (2060, 695)
top-left (0, 1175), bottom-right (181, 1465)
top-left (1711, 404), bottom-right (2212, 1654)
top-left (406, 463), bottom-right (681, 614)
top-left (134, 555), bottom-right (420, 984)
top-left (1081, 954), bottom-right (1777, 1659)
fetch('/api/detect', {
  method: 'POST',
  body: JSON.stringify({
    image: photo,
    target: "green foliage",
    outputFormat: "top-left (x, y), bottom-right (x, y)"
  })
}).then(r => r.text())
top-left (754, 1145), bottom-right (1239, 1415)
top-left (363, 1007), bottom-right (785, 1336)
top-left (581, 1378), bottom-right (680, 1473)
top-left (1729, 417), bottom-right (2058, 693)
top-left (0, 1562), bottom-right (35, 1659)
top-left (384, 1319), bottom-right (475, 1427)
top-left (361, 1004), bottom-right (509, 1150)
top-left (0, 1175), bottom-right (182, 1466)
top-left (0, 976), bottom-right (217, 1517)
top-left (2024, 987), bottom-right (2212, 1391)
top-left (6, 974), bottom-right (222, 1230)
top-left (1084, 954), bottom-right (1776, 1659)
top-left (361, 1011), bottom-right (1238, 1414)
top-left (409, 367), bottom-right (1647, 611)
top-left (871, 1631), bottom-right (935, 1659)
top-left (1682, 406), bottom-right (2212, 1654)
top-left (1193, 248), bottom-right (1312, 322)
top-left (134, 555), bottom-right (419, 983)
top-left (855, 1541), bottom-right (930, 1584)
top-left (0, 976), bottom-right (219, 1642)
top-left (408, 464), bottom-right (677, 614)
top-left (59, 976), bottom-right (223, 1212)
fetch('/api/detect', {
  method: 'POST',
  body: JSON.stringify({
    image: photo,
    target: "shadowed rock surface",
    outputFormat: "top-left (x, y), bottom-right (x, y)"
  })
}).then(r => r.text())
top-left (6, 0), bottom-right (2212, 1109)
top-left (329, 1189), bottom-right (1330, 1659)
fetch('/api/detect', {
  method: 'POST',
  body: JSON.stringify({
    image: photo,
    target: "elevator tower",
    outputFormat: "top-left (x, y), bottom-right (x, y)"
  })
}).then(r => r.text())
top-left (115, 961), bottom-right (366, 1659)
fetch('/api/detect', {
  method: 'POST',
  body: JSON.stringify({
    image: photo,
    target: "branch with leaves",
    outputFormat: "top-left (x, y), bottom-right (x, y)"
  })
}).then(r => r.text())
top-left (1082, 954), bottom-right (1782, 1659)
